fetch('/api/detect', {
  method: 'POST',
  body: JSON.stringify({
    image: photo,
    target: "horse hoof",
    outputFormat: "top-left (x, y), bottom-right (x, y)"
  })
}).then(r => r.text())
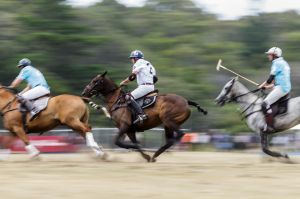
top-left (94, 152), bottom-right (109, 161)
top-left (283, 154), bottom-right (289, 159)
top-left (143, 155), bottom-right (151, 162)
top-left (150, 158), bottom-right (157, 163)
top-left (101, 153), bottom-right (109, 161)
top-left (30, 154), bottom-right (41, 161)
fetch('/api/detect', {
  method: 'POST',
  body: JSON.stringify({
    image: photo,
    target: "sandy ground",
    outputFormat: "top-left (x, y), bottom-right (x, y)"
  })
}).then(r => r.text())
top-left (0, 151), bottom-right (300, 199)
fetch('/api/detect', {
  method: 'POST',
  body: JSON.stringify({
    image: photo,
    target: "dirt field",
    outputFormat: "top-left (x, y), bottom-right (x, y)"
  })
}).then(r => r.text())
top-left (1, 151), bottom-right (300, 199)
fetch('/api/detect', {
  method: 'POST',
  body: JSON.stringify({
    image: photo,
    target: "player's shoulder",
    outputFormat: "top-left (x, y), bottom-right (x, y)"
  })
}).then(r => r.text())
top-left (20, 66), bottom-right (32, 73)
top-left (134, 59), bottom-right (148, 67)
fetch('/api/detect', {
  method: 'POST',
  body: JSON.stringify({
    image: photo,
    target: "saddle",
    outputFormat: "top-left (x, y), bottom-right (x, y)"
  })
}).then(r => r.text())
top-left (19, 95), bottom-right (51, 132)
top-left (20, 95), bottom-right (51, 114)
top-left (136, 89), bottom-right (159, 109)
top-left (270, 94), bottom-right (290, 116)
top-left (130, 90), bottom-right (158, 128)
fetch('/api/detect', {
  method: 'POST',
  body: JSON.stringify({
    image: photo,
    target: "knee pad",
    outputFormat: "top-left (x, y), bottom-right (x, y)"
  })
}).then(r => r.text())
top-left (262, 102), bottom-right (271, 114)
top-left (16, 95), bottom-right (26, 103)
top-left (125, 94), bottom-right (131, 101)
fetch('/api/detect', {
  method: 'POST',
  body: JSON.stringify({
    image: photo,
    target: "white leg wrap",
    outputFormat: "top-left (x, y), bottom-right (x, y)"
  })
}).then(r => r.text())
top-left (25, 144), bottom-right (40, 157)
top-left (85, 132), bottom-right (104, 156)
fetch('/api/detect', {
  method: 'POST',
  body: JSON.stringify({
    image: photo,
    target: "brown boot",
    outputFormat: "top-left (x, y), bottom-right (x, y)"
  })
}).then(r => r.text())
top-left (264, 113), bottom-right (275, 133)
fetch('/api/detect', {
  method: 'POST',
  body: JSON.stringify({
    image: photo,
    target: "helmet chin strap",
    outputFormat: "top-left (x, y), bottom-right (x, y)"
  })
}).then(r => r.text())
top-left (272, 55), bottom-right (279, 61)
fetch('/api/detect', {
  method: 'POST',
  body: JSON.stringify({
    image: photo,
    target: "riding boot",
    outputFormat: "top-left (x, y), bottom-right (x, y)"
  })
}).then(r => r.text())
top-left (129, 98), bottom-right (148, 124)
top-left (17, 96), bottom-right (39, 121)
top-left (264, 112), bottom-right (275, 133)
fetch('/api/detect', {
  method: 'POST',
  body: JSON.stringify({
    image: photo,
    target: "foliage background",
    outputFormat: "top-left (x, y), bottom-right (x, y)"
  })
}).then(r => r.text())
top-left (1, 0), bottom-right (300, 133)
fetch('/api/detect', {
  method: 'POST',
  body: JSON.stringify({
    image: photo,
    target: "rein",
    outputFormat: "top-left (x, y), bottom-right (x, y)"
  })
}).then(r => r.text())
top-left (107, 89), bottom-right (129, 113)
top-left (228, 88), bottom-right (264, 120)
top-left (89, 84), bottom-right (128, 113)
top-left (230, 88), bottom-right (261, 102)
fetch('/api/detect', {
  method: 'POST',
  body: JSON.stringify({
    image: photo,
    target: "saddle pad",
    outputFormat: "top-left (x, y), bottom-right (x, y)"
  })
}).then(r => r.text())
top-left (137, 96), bottom-right (157, 109)
top-left (32, 97), bottom-right (50, 112)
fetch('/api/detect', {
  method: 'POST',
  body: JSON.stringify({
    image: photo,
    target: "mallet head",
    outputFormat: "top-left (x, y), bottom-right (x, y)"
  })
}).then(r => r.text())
top-left (216, 59), bottom-right (222, 71)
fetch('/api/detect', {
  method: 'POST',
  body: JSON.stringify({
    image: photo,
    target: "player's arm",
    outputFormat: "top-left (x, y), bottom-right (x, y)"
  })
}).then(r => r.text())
top-left (120, 73), bottom-right (137, 86)
top-left (258, 75), bottom-right (275, 89)
top-left (10, 77), bottom-right (23, 88)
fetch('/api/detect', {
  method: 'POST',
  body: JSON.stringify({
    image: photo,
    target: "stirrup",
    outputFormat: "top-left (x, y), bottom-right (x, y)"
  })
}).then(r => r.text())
top-left (263, 124), bottom-right (275, 133)
top-left (133, 114), bottom-right (148, 124)
top-left (29, 111), bottom-right (39, 121)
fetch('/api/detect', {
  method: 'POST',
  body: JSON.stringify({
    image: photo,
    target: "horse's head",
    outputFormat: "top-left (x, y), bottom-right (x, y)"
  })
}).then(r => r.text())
top-left (215, 77), bottom-right (238, 106)
top-left (82, 71), bottom-right (118, 98)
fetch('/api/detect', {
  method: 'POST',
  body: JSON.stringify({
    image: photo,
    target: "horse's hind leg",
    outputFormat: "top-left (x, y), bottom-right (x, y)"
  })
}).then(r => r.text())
top-left (261, 132), bottom-right (289, 159)
top-left (64, 118), bottom-right (105, 157)
top-left (12, 126), bottom-right (40, 158)
top-left (151, 126), bottom-right (180, 162)
top-left (126, 131), bottom-right (151, 162)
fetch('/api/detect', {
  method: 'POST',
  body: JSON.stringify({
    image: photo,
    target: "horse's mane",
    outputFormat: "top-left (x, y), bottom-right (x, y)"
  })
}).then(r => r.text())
top-left (0, 86), bottom-right (19, 94)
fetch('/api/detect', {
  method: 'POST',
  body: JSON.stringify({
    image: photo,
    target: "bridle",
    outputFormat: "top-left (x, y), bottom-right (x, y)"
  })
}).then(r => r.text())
top-left (219, 81), bottom-right (264, 119)
top-left (0, 87), bottom-right (18, 116)
top-left (84, 78), bottom-right (120, 98)
top-left (83, 79), bottom-right (126, 113)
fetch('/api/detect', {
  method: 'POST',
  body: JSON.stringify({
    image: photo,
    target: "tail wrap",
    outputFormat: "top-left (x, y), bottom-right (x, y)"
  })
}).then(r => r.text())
top-left (188, 100), bottom-right (208, 115)
top-left (82, 97), bottom-right (111, 118)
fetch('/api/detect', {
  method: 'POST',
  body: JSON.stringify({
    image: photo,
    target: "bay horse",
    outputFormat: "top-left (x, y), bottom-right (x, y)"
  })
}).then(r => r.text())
top-left (81, 72), bottom-right (207, 162)
top-left (215, 77), bottom-right (300, 160)
top-left (0, 85), bottom-right (105, 159)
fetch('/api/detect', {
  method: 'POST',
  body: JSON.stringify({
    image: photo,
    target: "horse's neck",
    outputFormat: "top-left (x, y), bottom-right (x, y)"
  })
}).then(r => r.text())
top-left (104, 88), bottom-right (123, 108)
top-left (0, 92), bottom-right (17, 111)
top-left (234, 82), bottom-right (262, 111)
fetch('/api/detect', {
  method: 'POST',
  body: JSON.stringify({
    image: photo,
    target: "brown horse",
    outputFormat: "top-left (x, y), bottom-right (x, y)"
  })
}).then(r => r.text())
top-left (0, 85), bottom-right (105, 159)
top-left (82, 72), bottom-right (207, 162)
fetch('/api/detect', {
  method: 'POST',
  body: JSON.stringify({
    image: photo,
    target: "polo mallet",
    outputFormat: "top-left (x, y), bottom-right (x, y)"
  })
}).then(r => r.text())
top-left (216, 59), bottom-right (259, 86)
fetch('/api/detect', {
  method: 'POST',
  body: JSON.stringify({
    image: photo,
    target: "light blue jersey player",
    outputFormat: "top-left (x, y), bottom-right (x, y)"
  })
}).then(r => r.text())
top-left (10, 58), bottom-right (50, 120)
top-left (258, 47), bottom-right (291, 132)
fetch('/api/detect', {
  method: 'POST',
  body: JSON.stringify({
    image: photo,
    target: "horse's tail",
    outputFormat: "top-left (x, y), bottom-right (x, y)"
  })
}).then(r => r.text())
top-left (187, 100), bottom-right (208, 115)
top-left (81, 97), bottom-right (111, 118)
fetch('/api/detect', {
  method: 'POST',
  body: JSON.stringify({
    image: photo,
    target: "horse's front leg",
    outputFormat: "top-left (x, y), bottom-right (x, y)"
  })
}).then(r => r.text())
top-left (115, 129), bottom-right (142, 150)
top-left (151, 127), bottom-right (182, 162)
top-left (114, 126), bottom-right (151, 161)
top-left (126, 131), bottom-right (151, 162)
top-left (12, 126), bottom-right (40, 159)
top-left (260, 132), bottom-right (289, 159)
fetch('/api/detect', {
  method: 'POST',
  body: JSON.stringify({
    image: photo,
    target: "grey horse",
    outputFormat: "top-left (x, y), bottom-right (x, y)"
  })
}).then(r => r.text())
top-left (215, 77), bottom-right (300, 159)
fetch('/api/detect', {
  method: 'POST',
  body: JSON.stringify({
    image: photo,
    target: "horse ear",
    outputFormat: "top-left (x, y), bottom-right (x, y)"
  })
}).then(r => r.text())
top-left (101, 71), bottom-right (107, 77)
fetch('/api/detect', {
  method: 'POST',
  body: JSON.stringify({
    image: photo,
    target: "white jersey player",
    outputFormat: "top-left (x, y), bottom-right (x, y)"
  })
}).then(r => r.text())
top-left (120, 50), bottom-right (157, 124)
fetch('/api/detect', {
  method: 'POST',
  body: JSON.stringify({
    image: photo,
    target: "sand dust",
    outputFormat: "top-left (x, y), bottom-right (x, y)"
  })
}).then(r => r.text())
top-left (0, 151), bottom-right (300, 199)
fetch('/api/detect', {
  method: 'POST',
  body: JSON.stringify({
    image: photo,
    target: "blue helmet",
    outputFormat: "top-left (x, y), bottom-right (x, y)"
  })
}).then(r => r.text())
top-left (17, 58), bottom-right (31, 67)
top-left (129, 50), bottom-right (144, 59)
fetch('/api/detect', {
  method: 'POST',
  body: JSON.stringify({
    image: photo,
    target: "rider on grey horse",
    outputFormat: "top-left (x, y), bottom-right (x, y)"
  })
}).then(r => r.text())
top-left (120, 50), bottom-right (157, 124)
top-left (258, 47), bottom-right (291, 133)
top-left (9, 58), bottom-right (50, 121)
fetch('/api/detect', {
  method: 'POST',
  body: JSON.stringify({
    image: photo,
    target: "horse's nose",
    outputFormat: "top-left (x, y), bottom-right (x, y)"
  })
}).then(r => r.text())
top-left (215, 97), bottom-right (225, 106)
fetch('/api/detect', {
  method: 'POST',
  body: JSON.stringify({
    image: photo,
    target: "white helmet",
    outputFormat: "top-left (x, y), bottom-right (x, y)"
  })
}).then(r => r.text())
top-left (265, 47), bottom-right (282, 57)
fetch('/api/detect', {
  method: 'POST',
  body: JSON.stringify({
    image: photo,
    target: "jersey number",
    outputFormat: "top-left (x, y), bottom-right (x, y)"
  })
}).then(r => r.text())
top-left (150, 67), bottom-right (153, 74)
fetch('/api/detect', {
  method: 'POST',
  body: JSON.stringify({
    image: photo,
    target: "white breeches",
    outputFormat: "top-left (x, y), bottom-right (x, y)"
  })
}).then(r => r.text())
top-left (264, 86), bottom-right (288, 106)
top-left (21, 86), bottom-right (50, 100)
top-left (131, 85), bottom-right (155, 99)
